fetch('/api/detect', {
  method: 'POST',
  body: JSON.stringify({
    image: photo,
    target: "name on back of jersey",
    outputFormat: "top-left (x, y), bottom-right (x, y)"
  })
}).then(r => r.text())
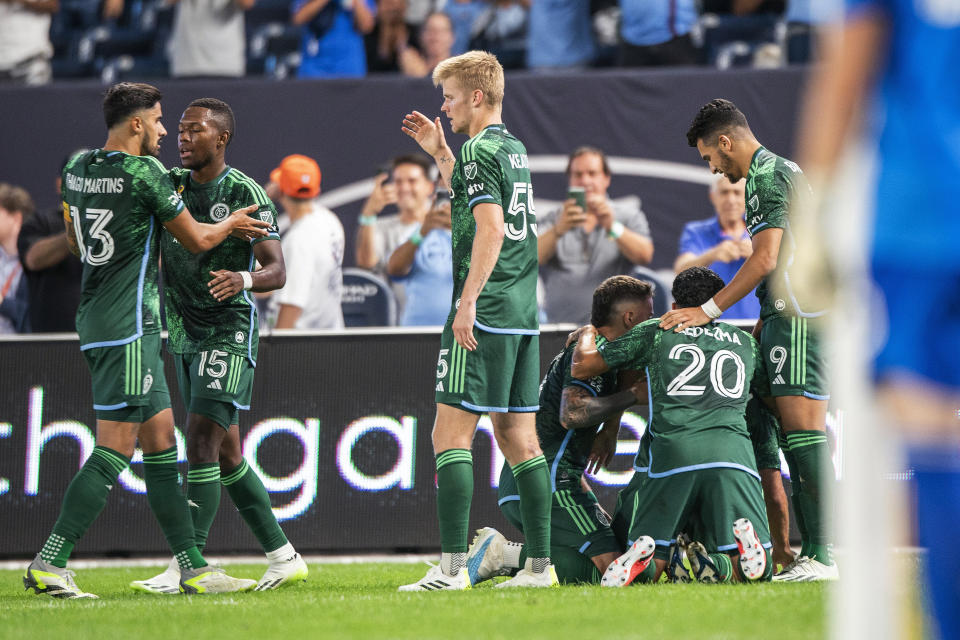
top-left (678, 325), bottom-right (743, 345)
top-left (63, 174), bottom-right (124, 194)
top-left (508, 153), bottom-right (528, 169)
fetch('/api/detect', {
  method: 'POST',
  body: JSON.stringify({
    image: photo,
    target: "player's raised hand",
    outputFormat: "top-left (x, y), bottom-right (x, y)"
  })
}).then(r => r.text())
top-left (402, 111), bottom-right (447, 157)
top-left (228, 204), bottom-right (271, 240)
top-left (207, 270), bottom-right (243, 302)
top-left (452, 299), bottom-right (478, 351)
top-left (659, 306), bottom-right (710, 332)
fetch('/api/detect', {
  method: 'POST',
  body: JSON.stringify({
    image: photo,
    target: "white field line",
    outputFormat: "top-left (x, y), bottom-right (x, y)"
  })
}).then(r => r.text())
top-left (0, 553), bottom-right (436, 570)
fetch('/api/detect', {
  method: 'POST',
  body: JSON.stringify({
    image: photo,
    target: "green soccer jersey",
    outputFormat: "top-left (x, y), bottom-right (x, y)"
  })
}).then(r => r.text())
top-left (161, 166), bottom-right (279, 364)
top-left (448, 124), bottom-right (538, 332)
top-left (62, 150), bottom-right (184, 350)
top-left (597, 319), bottom-right (766, 477)
top-left (744, 146), bottom-right (824, 321)
top-left (536, 336), bottom-right (618, 490)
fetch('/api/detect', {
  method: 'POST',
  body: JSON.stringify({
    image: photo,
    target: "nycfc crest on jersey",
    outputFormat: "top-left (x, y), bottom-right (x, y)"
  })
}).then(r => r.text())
top-left (210, 202), bottom-right (230, 221)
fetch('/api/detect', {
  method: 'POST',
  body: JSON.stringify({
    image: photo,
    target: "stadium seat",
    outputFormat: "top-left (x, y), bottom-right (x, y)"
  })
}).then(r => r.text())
top-left (631, 266), bottom-right (674, 318)
top-left (341, 268), bottom-right (397, 327)
top-left (698, 13), bottom-right (782, 67)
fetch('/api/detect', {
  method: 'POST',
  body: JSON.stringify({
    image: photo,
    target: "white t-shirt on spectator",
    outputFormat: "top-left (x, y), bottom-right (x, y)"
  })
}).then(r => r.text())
top-left (272, 204), bottom-right (345, 329)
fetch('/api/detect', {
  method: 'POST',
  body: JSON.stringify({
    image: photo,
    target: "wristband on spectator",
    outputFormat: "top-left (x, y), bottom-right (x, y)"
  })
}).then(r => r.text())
top-left (239, 271), bottom-right (253, 291)
top-left (409, 230), bottom-right (424, 246)
top-left (607, 221), bottom-right (625, 240)
top-left (358, 215), bottom-right (378, 226)
top-left (701, 297), bottom-right (722, 319)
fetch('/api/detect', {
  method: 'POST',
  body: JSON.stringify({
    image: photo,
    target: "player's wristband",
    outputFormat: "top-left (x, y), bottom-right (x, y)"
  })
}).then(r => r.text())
top-left (409, 230), bottom-right (424, 246)
top-left (358, 215), bottom-right (377, 227)
top-left (701, 297), bottom-right (722, 319)
top-left (239, 271), bottom-right (253, 291)
top-left (607, 221), bottom-right (625, 240)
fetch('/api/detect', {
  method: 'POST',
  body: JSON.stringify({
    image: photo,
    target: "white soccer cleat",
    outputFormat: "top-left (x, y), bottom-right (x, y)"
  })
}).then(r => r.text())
top-left (179, 565), bottom-right (257, 594)
top-left (465, 527), bottom-right (513, 585)
top-left (494, 559), bottom-right (559, 588)
top-left (23, 554), bottom-right (98, 599)
top-left (398, 563), bottom-right (471, 591)
top-left (732, 518), bottom-right (768, 581)
top-left (256, 553), bottom-right (309, 590)
top-left (130, 557), bottom-right (180, 594)
top-left (601, 536), bottom-right (656, 587)
top-left (685, 540), bottom-right (723, 583)
top-left (772, 555), bottom-right (839, 582)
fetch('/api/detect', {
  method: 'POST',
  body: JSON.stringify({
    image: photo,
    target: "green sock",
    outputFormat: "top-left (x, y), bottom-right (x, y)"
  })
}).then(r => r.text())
top-left (435, 449), bottom-right (473, 553)
top-left (41, 446), bottom-right (130, 568)
top-left (785, 430), bottom-right (834, 566)
top-left (143, 447), bottom-right (205, 570)
top-left (782, 447), bottom-right (810, 558)
top-left (222, 459), bottom-right (287, 553)
top-left (512, 455), bottom-right (551, 560)
top-left (708, 553), bottom-right (734, 583)
top-left (187, 462), bottom-right (221, 551)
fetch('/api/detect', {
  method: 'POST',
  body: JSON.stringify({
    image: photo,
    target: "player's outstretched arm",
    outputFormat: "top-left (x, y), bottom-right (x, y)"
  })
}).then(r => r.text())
top-left (452, 202), bottom-right (503, 351)
top-left (207, 239), bottom-right (286, 302)
top-left (560, 387), bottom-right (638, 432)
top-left (660, 228), bottom-right (781, 331)
top-left (571, 326), bottom-right (609, 379)
top-left (163, 204), bottom-right (269, 254)
top-left (401, 111), bottom-right (456, 188)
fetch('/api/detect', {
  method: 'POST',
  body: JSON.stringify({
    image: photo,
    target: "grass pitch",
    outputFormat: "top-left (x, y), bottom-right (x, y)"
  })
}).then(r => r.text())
top-left (1, 562), bottom-right (827, 640)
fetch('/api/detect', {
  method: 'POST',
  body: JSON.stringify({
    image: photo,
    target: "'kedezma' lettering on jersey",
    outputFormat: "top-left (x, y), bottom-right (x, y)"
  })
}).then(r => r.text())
top-left (744, 147), bottom-right (825, 321)
top-left (449, 124), bottom-right (538, 332)
top-left (598, 318), bottom-right (768, 478)
top-left (162, 167), bottom-right (279, 365)
top-left (62, 150), bottom-right (184, 350)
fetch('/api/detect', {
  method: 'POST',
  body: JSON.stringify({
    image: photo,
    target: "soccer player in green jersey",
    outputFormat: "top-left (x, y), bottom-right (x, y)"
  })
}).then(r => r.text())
top-left (464, 276), bottom-right (653, 585)
top-left (660, 99), bottom-right (836, 582)
top-left (130, 98), bottom-right (308, 595)
top-left (574, 267), bottom-right (773, 586)
top-left (24, 83), bottom-right (271, 598)
top-left (399, 51), bottom-right (555, 590)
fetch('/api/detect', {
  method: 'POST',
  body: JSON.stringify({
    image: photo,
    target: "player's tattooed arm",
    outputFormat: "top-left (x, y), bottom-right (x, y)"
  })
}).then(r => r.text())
top-left (207, 239), bottom-right (285, 302)
top-left (571, 326), bottom-right (609, 379)
top-left (560, 386), bottom-right (637, 431)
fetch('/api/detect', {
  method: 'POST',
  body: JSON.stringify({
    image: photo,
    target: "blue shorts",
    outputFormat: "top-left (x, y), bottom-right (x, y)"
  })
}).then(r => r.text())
top-left (871, 263), bottom-right (960, 388)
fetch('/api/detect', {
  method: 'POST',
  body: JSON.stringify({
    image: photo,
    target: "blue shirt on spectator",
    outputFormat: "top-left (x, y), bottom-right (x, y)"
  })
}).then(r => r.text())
top-left (394, 228), bottom-right (453, 326)
top-left (527, 0), bottom-right (595, 68)
top-left (620, 0), bottom-right (697, 46)
top-left (295, 0), bottom-right (375, 78)
top-left (678, 217), bottom-right (760, 319)
top-left (446, 0), bottom-right (488, 55)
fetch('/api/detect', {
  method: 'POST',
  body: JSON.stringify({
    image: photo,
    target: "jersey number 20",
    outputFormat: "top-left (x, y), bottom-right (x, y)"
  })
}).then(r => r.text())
top-left (666, 344), bottom-right (746, 399)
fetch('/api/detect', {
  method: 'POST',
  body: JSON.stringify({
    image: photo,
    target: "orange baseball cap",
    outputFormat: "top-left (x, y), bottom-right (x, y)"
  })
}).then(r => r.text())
top-left (270, 154), bottom-right (321, 199)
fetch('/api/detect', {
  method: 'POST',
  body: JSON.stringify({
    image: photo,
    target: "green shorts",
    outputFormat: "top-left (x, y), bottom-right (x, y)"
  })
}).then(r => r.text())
top-left (760, 315), bottom-right (830, 400)
top-left (499, 467), bottom-right (621, 559)
top-left (173, 350), bottom-right (254, 430)
top-left (627, 468), bottom-right (771, 560)
top-left (746, 395), bottom-right (782, 471)
top-left (82, 332), bottom-right (171, 422)
top-left (435, 323), bottom-right (539, 413)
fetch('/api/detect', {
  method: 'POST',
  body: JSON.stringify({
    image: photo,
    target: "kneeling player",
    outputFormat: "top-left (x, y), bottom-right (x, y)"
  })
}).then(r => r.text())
top-left (574, 267), bottom-right (773, 585)
top-left (466, 276), bottom-right (653, 584)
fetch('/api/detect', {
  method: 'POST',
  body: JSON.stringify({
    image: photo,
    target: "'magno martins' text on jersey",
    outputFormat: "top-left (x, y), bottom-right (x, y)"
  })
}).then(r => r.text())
top-left (449, 124), bottom-right (538, 332)
top-left (62, 150), bottom-right (184, 350)
top-left (162, 166), bottom-right (279, 365)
